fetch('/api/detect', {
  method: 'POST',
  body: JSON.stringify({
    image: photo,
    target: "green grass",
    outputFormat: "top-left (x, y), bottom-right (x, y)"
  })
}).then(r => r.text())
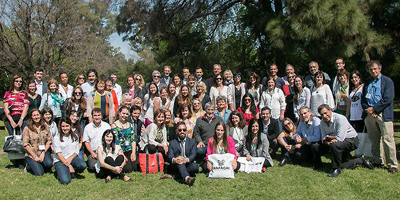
top-left (0, 128), bottom-right (400, 200)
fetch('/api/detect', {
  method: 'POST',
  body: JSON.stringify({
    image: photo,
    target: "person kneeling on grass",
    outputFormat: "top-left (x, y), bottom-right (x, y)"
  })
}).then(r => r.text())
top-left (316, 104), bottom-right (373, 177)
top-left (53, 118), bottom-right (87, 184)
top-left (160, 122), bottom-right (198, 186)
top-left (95, 129), bottom-right (132, 183)
top-left (243, 118), bottom-right (273, 172)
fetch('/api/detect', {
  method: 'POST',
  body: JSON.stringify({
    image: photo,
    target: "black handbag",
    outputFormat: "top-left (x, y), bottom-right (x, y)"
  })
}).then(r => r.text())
top-left (3, 128), bottom-right (25, 154)
top-left (3, 136), bottom-right (25, 154)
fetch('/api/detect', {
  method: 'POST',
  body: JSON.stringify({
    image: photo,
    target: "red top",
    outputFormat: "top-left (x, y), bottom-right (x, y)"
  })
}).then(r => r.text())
top-left (237, 107), bottom-right (258, 125)
top-left (3, 91), bottom-right (30, 116)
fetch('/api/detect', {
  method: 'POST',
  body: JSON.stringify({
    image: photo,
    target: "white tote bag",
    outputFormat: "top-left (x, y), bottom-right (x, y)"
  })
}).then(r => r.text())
top-left (355, 129), bottom-right (373, 158)
top-left (237, 157), bottom-right (265, 173)
top-left (208, 153), bottom-right (235, 179)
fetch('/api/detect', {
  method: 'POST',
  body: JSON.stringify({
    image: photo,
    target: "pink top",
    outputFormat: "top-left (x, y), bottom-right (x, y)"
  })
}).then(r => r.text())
top-left (3, 91), bottom-right (30, 116)
top-left (206, 136), bottom-right (237, 161)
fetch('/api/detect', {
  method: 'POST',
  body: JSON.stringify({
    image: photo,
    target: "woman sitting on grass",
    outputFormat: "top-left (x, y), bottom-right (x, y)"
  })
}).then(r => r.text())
top-left (95, 129), bottom-right (132, 183)
top-left (53, 118), bottom-right (87, 184)
top-left (206, 121), bottom-right (238, 172)
top-left (243, 118), bottom-right (273, 172)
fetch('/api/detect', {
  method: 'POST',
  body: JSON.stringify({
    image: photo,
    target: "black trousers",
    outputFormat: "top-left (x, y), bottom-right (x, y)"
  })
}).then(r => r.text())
top-left (146, 144), bottom-right (168, 161)
top-left (123, 150), bottom-right (138, 172)
top-left (97, 155), bottom-right (125, 179)
top-left (314, 137), bottom-right (361, 169)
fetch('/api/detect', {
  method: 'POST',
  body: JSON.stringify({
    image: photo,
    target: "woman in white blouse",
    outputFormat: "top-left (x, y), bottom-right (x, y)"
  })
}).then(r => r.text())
top-left (347, 71), bottom-right (364, 132)
top-left (209, 74), bottom-right (231, 107)
top-left (139, 109), bottom-right (168, 157)
top-left (53, 118), bottom-right (87, 184)
top-left (310, 71), bottom-right (335, 116)
top-left (260, 77), bottom-right (286, 122)
top-left (95, 129), bottom-right (132, 183)
top-left (293, 75), bottom-right (311, 122)
top-left (227, 111), bottom-right (248, 157)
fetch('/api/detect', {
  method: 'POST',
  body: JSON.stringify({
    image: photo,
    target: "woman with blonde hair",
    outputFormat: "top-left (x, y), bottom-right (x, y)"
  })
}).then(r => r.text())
top-left (39, 79), bottom-right (65, 124)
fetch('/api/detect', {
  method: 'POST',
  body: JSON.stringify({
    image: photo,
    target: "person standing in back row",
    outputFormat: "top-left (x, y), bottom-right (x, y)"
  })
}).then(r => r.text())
top-left (361, 60), bottom-right (398, 173)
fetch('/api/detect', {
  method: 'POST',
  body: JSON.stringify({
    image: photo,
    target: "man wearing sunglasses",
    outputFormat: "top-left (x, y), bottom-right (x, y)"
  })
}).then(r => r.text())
top-left (145, 70), bottom-right (166, 94)
top-left (160, 122), bottom-right (198, 186)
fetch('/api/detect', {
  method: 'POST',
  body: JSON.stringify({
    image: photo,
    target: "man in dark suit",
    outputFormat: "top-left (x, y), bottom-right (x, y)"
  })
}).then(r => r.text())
top-left (160, 122), bottom-right (198, 186)
top-left (361, 60), bottom-right (398, 173)
top-left (259, 106), bottom-right (280, 158)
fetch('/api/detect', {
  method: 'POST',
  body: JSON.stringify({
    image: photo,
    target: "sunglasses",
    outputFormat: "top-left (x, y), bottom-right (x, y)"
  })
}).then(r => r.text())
top-left (178, 129), bottom-right (187, 132)
top-left (193, 102), bottom-right (200, 105)
top-left (153, 76), bottom-right (160, 78)
top-left (216, 78), bottom-right (223, 80)
top-left (244, 98), bottom-right (252, 102)
top-left (14, 80), bottom-right (22, 83)
top-left (136, 78), bottom-right (141, 80)
top-left (78, 77), bottom-right (85, 80)
top-left (75, 92), bottom-right (82, 95)
top-left (288, 76), bottom-right (295, 79)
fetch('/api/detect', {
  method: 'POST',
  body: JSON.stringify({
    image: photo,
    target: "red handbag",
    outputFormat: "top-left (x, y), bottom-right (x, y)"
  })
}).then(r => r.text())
top-left (139, 149), bottom-right (164, 174)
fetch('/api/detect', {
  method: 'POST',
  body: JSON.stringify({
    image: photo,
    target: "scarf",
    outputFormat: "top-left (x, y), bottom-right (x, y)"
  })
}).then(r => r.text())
top-left (50, 93), bottom-right (64, 107)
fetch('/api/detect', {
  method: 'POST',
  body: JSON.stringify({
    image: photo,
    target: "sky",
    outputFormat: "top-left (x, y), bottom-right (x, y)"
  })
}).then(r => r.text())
top-left (108, 32), bottom-right (139, 61)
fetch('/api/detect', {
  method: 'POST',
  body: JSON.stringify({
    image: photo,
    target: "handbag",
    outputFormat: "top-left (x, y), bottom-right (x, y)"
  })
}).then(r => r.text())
top-left (3, 128), bottom-right (25, 154)
top-left (237, 157), bottom-right (265, 173)
top-left (355, 127), bottom-right (373, 158)
top-left (138, 148), bottom-right (164, 174)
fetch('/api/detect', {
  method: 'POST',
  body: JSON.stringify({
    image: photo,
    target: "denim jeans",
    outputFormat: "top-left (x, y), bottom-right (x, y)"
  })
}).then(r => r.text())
top-left (5, 117), bottom-right (27, 136)
top-left (25, 151), bottom-right (53, 176)
top-left (54, 157), bottom-right (87, 184)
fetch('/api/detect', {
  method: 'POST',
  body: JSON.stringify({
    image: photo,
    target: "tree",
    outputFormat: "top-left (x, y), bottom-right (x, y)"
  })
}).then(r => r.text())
top-left (0, 0), bottom-right (129, 85)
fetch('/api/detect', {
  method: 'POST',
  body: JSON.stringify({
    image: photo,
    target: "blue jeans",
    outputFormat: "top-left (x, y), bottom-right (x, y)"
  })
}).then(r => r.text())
top-left (25, 151), bottom-right (53, 176)
top-left (5, 117), bottom-right (27, 136)
top-left (55, 157), bottom-right (87, 184)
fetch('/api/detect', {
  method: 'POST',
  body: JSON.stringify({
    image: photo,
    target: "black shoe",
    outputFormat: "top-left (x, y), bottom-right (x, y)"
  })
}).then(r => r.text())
top-left (373, 163), bottom-right (384, 169)
top-left (327, 169), bottom-right (341, 177)
top-left (388, 167), bottom-right (398, 174)
top-left (279, 157), bottom-right (289, 167)
top-left (185, 176), bottom-right (195, 186)
top-left (360, 155), bottom-right (373, 170)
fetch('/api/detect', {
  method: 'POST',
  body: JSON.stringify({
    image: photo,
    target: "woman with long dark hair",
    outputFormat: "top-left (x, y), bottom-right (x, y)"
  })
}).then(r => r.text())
top-left (111, 106), bottom-right (137, 172)
top-left (27, 80), bottom-right (42, 114)
top-left (347, 71), bottom-right (365, 132)
top-left (227, 111), bottom-right (247, 157)
top-left (69, 110), bottom-right (84, 160)
top-left (23, 109), bottom-right (53, 175)
top-left (243, 118), bottom-right (273, 171)
top-left (277, 118), bottom-right (303, 166)
top-left (206, 121), bottom-right (238, 172)
top-left (42, 108), bottom-right (58, 139)
top-left (173, 84), bottom-right (193, 117)
top-left (293, 75), bottom-right (311, 122)
top-left (144, 82), bottom-right (161, 126)
top-left (4, 75), bottom-right (29, 136)
top-left (245, 72), bottom-right (263, 107)
top-left (62, 86), bottom-right (88, 130)
top-left (237, 93), bottom-right (259, 125)
top-left (95, 129), bottom-right (132, 183)
top-left (209, 74), bottom-right (231, 106)
top-left (53, 118), bottom-right (87, 184)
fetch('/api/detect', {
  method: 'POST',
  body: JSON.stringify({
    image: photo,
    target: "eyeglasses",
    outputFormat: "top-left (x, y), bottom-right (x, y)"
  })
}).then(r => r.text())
top-left (14, 80), bottom-right (22, 83)
top-left (178, 129), bottom-right (187, 132)
top-left (153, 76), bottom-right (160, 78)
top-left (75, 92), bottom-right (82, 95)
top-left (193, 102), bottom-right (200, 105)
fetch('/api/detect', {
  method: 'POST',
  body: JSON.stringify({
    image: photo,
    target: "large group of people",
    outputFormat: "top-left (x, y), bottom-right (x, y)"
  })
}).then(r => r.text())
top-left (2, 59), bottom-right (397, 186)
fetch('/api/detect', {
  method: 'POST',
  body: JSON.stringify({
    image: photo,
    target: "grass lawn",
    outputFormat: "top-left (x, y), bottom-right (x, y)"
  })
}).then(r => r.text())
top-left (0, 100), bottom-right (400, 199)
top-left (0, 127), bottom-right (400, 200)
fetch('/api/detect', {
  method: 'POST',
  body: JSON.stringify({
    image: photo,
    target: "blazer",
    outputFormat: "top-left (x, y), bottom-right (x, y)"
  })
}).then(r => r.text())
top-left (259, 118), bottom-right (280, 141)
top-left (361, 74), bottom-right (394, 122)
top-left (242, 133), bottom-right (273, 166)
top-left (206, 136), bottom-right (237, 160)
top-left (168, 136), bottom-right (197, 163)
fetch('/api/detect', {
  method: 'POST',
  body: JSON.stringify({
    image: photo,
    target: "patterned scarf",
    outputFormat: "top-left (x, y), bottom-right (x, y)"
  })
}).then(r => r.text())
top-left (50, 93), bottom-right (64, 107)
